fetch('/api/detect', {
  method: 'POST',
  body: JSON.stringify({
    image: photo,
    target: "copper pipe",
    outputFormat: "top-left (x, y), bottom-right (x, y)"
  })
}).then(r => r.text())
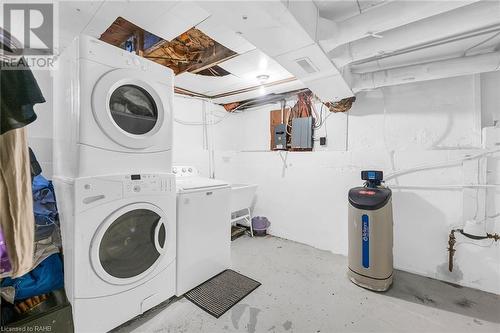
top-left (448, 229), bottom-right (460, 272)
top-left (487, 233), bottom-right (500, 242)
top-left (448, 230), bottom-right (499, 272)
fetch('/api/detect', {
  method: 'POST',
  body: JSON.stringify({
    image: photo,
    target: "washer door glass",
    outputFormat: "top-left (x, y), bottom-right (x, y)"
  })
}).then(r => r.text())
top-left (109, 85), bottom-right (158, 135)
top-left (99, 209), bottom-right (166, 279)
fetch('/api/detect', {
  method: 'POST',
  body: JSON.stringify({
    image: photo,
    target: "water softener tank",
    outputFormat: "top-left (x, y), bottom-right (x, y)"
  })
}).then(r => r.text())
top-left (348, 170), bottom-right (393, 291)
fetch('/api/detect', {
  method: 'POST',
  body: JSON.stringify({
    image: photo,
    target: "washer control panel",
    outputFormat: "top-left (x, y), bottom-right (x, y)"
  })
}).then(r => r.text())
top-left (75, 173), bottom-right (175, 213)
top-left (124, 174), bottom-right (173, 195)
top-left (172, 166), bottom-right (199, 178)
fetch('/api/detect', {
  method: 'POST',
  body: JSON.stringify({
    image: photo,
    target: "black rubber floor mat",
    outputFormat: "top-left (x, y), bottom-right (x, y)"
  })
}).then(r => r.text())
top-left (184, 269), bottom-right (261, 318)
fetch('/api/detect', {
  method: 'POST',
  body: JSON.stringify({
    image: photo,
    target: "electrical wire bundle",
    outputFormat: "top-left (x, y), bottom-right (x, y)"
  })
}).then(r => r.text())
top-left (285, 92), bottom-right (316, 141)
top-left (325, 96), bottom-right (357, 113)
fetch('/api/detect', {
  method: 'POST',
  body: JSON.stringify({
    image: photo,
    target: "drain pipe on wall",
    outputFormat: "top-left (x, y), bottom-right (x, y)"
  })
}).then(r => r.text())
top-left (386, 148), bottom-right (500, 189)
top-left (204, 100), bottom-right (216, 179)
top-left (385, 148), bottom-right (500, 182)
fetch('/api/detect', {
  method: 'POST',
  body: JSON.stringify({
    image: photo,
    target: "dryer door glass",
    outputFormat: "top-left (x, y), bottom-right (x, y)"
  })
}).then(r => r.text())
top-left (109, 85), bottom-right (158, 135)
top-left (99, 209), bottom-right (166, 279)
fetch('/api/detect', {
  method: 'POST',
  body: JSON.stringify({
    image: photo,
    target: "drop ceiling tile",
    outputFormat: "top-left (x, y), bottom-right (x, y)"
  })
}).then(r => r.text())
top-left (151, 2), bottom-right (211, 41)
top-left (218, 49), bottom-right (293, 84)
top-left (274, 43), bottom-right (340, 82)
top-left (198, 1), bottom-right (313, 57)
top-left (120, 1), bottom-right (178, 29)
top-left (58, 1), bottom-right (105, 53)
top-left (196, 17), bottom-right (256, 54)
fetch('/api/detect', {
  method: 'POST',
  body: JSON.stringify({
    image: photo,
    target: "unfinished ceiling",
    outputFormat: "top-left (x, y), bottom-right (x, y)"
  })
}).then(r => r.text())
top-left (59, 1), bottom-right (500, 104)
top-left (99, 17), bottom-right (236, 76)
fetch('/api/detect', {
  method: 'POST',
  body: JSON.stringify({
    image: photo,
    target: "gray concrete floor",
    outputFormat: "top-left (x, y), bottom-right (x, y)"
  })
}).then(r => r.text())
top-left (116, 235), bottom-right (500, 333)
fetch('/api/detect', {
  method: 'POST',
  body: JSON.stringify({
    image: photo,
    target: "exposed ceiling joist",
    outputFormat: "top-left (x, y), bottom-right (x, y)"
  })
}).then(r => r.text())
top-left (188, 46), bottom-right (238, 73)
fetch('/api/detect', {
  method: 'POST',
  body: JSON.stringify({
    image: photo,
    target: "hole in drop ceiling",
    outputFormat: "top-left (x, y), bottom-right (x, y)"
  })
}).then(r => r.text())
top-left (100, 16), bottom-right (237, 76)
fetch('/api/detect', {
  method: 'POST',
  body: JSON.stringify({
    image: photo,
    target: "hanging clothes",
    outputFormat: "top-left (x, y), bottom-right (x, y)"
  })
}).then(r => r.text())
top-left (32, 174), bottom-right (59, 241)
top-left (0, 64), bottom-right (45, 134)
top-left (29, 147), bottom-right (43, 178)
top-left (0, 28), bottom-right (45, 135)
top-left (0, 128), bottom-right (35, 278)
top-left (0, 28), bottom-right (45, 278)
top-left (1, 253), bottom-right (64, 303)
top-left (0, 225), bottom-right (12, 275)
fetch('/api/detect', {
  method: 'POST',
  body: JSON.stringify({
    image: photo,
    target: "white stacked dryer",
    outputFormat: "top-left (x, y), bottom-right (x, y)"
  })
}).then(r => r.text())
top-left (53, 35), bottom-right (176, 332)
top-left (54, 35), bottom-right (174, 178)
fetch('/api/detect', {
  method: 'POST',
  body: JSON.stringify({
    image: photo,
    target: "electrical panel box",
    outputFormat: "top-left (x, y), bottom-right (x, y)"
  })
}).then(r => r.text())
top-left (273, 124), bottom-right (287, 150)
top-left (270, 108), bottom-right (291, 151)
top-left (291, 117), bottom-right (313, 149)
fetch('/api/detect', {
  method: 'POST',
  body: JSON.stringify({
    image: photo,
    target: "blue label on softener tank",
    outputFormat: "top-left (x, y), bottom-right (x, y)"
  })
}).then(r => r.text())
top-left (362, 214), bottom-right (369, 268)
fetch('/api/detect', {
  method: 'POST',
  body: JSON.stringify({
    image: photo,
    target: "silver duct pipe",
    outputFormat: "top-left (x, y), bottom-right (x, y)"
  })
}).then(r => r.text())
top-left (328, 1), bottom-right (500, 67)
top-left (352, 51), bottom-right (500, 91)
top-left (319, 1), bottom-right (477, 53)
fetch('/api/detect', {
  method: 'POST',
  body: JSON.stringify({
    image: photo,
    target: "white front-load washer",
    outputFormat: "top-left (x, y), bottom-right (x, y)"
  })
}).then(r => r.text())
top-left (173, 166), bottom-right (231, 296)
top-left (54, 35), bottom-right (174, 178)
top-left (54, 173), bottom-right (176, 333)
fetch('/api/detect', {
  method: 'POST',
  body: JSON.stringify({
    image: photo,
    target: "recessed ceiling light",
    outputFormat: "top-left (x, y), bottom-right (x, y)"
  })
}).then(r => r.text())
top-left (256, 74), bottom-right (270, 83)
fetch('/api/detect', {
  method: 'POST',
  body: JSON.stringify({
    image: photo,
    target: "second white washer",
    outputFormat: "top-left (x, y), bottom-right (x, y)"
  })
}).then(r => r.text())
top-left (173, 166), bottom-right (231, 296)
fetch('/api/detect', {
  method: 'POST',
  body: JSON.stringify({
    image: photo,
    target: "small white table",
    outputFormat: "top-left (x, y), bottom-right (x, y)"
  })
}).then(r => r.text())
top-left (231, 208), bottom-right (254, 237)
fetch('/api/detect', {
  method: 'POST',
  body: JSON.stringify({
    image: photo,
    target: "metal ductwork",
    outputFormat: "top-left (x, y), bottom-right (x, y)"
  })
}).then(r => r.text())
top-left (318, 1), bottom-right (479, 53)
top-left (352, 51), bottom-right (500, 91)
top-left (328, 1), bottom-right (500, 68)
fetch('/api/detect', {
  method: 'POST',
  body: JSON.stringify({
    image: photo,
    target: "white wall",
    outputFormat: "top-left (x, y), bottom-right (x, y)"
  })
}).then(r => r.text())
top-left (27, 70), bottom-right (54, 178)
top-left (171, 96), bottom-right (211, 174)
top-left (211, 73), bottom-right (500, 294)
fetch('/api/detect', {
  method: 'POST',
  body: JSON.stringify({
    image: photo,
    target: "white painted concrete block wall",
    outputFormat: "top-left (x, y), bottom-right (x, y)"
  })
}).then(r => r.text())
top-left (211, 73), bottom-right (500, 294)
